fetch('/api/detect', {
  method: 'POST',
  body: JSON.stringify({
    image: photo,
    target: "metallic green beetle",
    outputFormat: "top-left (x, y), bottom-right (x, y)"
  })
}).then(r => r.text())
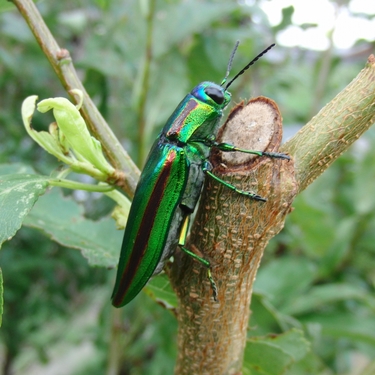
top-left (112, 43), bottom-right (289, 307)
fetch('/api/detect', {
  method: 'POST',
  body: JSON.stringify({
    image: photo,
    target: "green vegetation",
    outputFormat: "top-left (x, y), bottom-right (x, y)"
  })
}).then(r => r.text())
top-left (0, 0), bottom-right (374, 374)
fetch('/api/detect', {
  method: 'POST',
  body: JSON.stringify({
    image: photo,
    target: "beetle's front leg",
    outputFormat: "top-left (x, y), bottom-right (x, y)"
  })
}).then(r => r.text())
top-left (178, 215), bottom-right (218, 302)
top-left (213, 141), bottom-right (290, 160)
top-left (202, 161), bottom-right (267, 202)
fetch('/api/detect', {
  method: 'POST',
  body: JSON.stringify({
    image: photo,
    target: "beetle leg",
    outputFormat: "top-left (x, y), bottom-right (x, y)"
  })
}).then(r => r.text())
top-left (179, 215), bottom-right (218, 302)
top-left (213, 141), bottom-right (290, 160)
top-left (202, 162), bottom-right (266, 202)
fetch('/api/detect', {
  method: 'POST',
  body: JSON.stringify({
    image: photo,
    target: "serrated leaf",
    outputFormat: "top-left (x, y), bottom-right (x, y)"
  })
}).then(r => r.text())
top-left (23, 189), bottom-right (122, 267)
top-left (0, 173), bottom-right (49, 248)
top-left (243, 329), bottom-right (310, 375)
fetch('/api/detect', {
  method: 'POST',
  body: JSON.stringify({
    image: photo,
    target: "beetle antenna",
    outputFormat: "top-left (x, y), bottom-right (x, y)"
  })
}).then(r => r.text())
top-left (224, 43), bottom-right (275, 91)
top-left (220, 40), bottom-right (240, 87)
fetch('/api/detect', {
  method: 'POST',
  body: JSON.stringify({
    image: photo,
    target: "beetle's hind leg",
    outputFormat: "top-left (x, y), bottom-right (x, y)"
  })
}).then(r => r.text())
top-left (178, 215), bottom-right (218, 302)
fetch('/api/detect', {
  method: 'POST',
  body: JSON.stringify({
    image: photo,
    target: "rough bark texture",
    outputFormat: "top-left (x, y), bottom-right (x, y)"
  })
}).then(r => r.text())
top-left (170, 56), bottom-right (375, 375)
top-left (171, 97), bottom-right (297, 375)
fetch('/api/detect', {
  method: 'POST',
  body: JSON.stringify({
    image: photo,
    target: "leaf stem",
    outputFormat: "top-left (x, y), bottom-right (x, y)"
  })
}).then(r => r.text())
top-left (48, 178), bottom-right (114, 192)
top-left (48, 179), bottom-right (130, 213)
top-left (104, 189), bottom-right (131, 213)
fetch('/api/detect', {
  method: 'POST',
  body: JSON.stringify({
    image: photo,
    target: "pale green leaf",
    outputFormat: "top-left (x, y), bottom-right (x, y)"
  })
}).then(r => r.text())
top-left (21, 96), bottom-right (72, 164)
top-left (23, 189), bottom-right (122, 267)
top-left (0, 173), bottom-right (49, 248)
top-left (37, 97), bottom-right (114, 174)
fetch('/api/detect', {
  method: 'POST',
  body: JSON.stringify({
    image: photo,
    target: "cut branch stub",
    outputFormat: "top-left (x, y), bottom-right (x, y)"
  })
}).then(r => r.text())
top-left (213, 97), bottom-right (284, 171)
top-left (170, 97), bottom-right (297, 375)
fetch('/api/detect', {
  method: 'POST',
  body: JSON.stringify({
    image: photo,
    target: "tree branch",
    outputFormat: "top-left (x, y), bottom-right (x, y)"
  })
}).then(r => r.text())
top-left (170, 55), bottom-right (375, 375)
top-left (171, 97), bottom-right (296, 374)
top-left (12, 0), bottom-right (139, 197)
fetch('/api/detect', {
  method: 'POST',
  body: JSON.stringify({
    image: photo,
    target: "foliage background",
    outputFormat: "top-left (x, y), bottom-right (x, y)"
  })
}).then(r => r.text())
top-left (0, 0), bottom-right (375, 374)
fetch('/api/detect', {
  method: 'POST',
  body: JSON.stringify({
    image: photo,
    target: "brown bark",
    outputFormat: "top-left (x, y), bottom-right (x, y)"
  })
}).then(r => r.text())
top-left (170, 56), bottom-right (375, 374)
top-left (171, 97), bottom-right (297, 375)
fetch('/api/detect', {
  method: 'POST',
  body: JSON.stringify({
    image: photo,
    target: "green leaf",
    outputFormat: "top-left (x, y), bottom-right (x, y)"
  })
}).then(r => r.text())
top-left (23, 189), bottom-right (121, 267)
top-left (254, 257), bottom-right (316, 309)
top-left (144, 274), bottom-right (178, 311)
top-left (21, 96), bottom-right (72, 165)
top-left (22, 95), bottom-right (115, 181)
top-left (301, 312), bottom-right (375, 346)
top-left (283, 283), bottom-right (374, 316)
top-left (250, 293), bottom-right (301, 335)
top-left (268, 329), bottom-right (310, 361)
top-left (37, 95), bottom-right (115, 174)
top-left (353, 150), bottom-right (375, 215)
top-left (288, 196), bottom-right (337, 258)
top-left (318, 217), bottom-right (356, 277)
top-left (243, 329), bottom-right (310, 375)
top-left (0, 173), bottom-right (49, 248)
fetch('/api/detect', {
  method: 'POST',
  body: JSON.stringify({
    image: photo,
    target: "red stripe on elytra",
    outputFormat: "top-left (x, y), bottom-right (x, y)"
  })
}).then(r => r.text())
top-left (114, 149), bottom-right (177, 303)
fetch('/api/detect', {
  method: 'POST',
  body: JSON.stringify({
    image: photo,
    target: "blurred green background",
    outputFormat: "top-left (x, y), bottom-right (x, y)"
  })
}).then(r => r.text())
top-left (0, 0), bottom-right (375, 374)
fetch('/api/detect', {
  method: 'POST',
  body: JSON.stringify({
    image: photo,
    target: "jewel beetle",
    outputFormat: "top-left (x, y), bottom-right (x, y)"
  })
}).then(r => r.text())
top-left (112, 42), bottom-right (289, 307)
